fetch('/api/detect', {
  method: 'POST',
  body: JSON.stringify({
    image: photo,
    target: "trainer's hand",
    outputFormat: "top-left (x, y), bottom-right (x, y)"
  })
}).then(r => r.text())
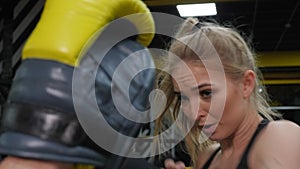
top-left (164, 159), bottom-right (186, 169)
top-left (0, 156), bottom-right (72, 169)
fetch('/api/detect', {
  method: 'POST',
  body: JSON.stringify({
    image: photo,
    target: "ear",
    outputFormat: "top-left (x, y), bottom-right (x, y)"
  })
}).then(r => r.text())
top-left (242, 70), bottom-right (256, 99)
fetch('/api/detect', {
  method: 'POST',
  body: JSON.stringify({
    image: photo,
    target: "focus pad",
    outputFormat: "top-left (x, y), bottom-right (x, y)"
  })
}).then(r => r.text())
top-left (95, 39), bottom-right (155, 136)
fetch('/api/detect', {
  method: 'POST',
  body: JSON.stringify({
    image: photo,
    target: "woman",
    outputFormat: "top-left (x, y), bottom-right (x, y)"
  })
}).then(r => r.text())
top-left (154, 18), bottom-right (300, 169)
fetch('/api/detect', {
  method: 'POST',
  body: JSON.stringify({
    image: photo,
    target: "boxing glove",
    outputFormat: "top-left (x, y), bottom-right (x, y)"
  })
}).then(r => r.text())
top-left (0, 0), bottom-right (155, 167)
top-left (23, 0), bottom-right (154, 66)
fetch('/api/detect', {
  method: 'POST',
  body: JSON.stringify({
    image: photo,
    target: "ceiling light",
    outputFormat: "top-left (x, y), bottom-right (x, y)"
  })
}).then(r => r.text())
top-left (176, 3), bottom-right (217, 17)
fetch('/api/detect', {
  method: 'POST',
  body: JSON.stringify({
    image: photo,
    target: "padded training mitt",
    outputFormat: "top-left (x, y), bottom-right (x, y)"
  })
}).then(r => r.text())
top-left (0, 0), bottom-right (155, 167)
top-left (23, 0), bottom-right (155, 66)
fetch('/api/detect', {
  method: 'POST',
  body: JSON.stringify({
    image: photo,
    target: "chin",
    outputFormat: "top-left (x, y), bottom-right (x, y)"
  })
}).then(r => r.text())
top-left (207, 132), bottom-right (222, 142)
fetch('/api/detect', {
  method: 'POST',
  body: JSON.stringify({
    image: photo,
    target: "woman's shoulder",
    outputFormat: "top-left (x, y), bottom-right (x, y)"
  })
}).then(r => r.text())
top-left (267, 120), bottom-right (299, 137)
top-left (248, 120), bottom-right (300, 168)
top-left (256, 120), bottom-right (299, 147)
top-left (270, 119), bottom-right (299, 127)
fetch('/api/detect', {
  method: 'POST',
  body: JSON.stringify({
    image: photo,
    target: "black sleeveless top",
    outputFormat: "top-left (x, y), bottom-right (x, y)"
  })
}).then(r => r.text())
top-left (202, 119), bottom-right (269, 169)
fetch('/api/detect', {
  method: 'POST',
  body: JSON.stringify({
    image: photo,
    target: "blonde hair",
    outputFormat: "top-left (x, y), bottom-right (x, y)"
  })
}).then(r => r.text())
top-left (154, 18), bottom-right (280, 168)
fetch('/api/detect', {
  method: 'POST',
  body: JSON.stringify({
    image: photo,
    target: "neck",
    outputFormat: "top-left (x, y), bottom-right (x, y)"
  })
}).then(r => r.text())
top-left (219, 111), bottom-right (262, 158)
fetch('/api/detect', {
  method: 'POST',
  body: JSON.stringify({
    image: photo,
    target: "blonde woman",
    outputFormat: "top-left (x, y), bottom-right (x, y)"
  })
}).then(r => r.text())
top-left (155, 18), bottom-right (300, 169)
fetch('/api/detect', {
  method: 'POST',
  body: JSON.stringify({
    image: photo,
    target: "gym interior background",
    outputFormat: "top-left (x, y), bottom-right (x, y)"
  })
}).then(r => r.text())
top-left (0, 0), bottom-right (299, 166)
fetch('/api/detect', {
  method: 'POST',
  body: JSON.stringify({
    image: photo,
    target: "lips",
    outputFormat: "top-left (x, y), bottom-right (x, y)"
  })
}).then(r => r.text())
top-left (202, 124), bottom-right (215, 129)
top-left (201, 123), bottom-right (217, 134)
top-left (199, 123), bottom-right (215, 128)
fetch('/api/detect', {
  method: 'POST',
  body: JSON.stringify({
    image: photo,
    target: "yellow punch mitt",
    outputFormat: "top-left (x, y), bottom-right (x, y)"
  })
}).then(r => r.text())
top-left (22, 0), bottom-right (155, 66)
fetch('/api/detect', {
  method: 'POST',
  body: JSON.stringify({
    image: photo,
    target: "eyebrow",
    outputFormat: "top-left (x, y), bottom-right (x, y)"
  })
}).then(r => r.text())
top-left (174, 91), bottom-right (181, 95)
top-left (174, 83), bottom-right (212, 94)
top-left (191, 83), bottom-right (212, 91)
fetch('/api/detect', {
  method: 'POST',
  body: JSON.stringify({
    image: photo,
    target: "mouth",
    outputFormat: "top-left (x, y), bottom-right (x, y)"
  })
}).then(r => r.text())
top-left (200, 123), bottom-right (217, 134)
top-left (203, 123), bottom-right (215, 128)
top-left (199, 122), bottom-right (215, 128)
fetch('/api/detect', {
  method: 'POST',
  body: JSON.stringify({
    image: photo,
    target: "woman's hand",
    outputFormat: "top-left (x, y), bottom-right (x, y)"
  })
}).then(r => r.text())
top-left (0, 156), bottom-right (72, 169)
top-left (164, 159), bottom-right (186, 169)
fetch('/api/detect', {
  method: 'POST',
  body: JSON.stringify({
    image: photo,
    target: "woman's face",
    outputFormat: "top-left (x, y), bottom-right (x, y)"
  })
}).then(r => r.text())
top-left (171, 61), bottom-right (247, 141)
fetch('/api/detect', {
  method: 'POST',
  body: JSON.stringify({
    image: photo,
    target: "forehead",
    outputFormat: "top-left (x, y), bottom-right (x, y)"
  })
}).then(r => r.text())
top-left (171, 61), bottom-right (206, 89)
top-left (171, 61), bottom-right (205, 77)
top-left (171, 61), bottom-right (225, 91)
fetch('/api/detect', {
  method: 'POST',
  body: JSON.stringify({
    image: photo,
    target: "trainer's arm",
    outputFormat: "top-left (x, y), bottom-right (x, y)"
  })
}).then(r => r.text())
top-left (0, 156), bottom-right (72, 169)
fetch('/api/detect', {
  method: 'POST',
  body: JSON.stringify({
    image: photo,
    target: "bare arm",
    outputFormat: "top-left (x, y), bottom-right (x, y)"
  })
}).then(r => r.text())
top-left (0, 156), bottom-right (72, 169)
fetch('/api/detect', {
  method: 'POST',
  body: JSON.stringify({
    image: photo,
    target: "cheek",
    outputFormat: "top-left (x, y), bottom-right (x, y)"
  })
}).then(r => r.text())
top-left (180, 100), bottom-right (197, 120)
top-left (207, 90), bottom-right (226, 119)
top-left (181, 96), bottom-right (206, 120)
top-left (181, 101), bottom-right (189, 114)
top-left (222, 84), bottom-right (244, 120)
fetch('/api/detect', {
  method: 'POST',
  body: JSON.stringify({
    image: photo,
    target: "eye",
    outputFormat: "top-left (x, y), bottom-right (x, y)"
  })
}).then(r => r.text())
top-left (175, 92), bottom-right (189, 102)
top-left (179, 94), bottom-right (189, 101)
top-left (199, 90), bottom-right (212, 98)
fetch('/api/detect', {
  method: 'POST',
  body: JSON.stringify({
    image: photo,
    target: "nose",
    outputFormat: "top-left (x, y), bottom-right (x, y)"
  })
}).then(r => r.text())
top-left (196, 109), bottom-right (206, 120)
top-left (190, 98), bottom-right (207, 122)
top-left (195, 108), bottom-right (207, 123)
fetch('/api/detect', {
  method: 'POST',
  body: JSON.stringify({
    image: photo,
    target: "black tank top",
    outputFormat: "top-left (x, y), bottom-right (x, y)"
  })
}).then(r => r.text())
top-left (202, 119), bottom-right (269, 169)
